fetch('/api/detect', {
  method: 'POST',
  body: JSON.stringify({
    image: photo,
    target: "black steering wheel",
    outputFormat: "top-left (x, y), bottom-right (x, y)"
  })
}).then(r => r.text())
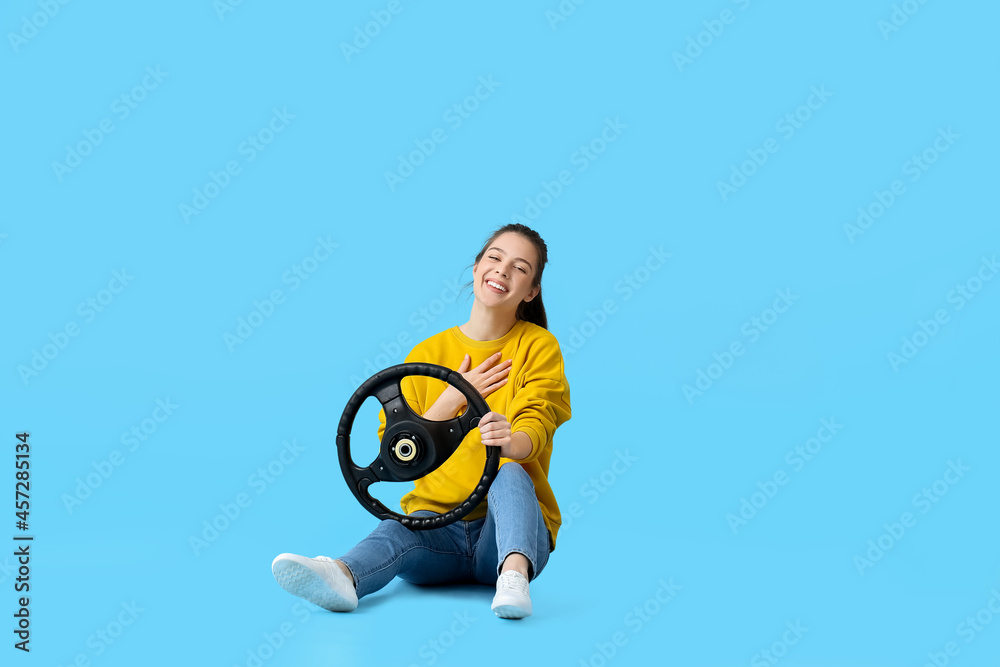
top-left (336, 363), bottom-right (500, 530)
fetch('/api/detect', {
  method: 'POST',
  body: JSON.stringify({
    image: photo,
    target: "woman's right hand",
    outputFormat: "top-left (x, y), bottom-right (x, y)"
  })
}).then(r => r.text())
top-left (443, 352), bottom-right (511, 409)
top-left (421, 353), bottom-right (511, 422)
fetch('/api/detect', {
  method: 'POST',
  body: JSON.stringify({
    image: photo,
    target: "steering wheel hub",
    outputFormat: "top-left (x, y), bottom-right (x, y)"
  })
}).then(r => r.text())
top-left (390, 434), bottom-right (419, 464)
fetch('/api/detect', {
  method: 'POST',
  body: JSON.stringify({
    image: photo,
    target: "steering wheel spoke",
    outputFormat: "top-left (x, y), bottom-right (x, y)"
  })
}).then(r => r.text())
top-left (456, 409), bottom-right (483, 435)
top-left (380, 392), bottom-right (422, 433)
top-left (371, 378), bottom-right (402, 405)
top-left (357, 462), bottom-right (382, 486)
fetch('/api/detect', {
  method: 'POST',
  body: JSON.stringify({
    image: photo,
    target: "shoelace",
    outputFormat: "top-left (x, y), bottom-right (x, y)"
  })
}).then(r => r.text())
top-left (314, 556), bottom-right (334, 562)
top-left (497, 572), bottom-right (529, 595)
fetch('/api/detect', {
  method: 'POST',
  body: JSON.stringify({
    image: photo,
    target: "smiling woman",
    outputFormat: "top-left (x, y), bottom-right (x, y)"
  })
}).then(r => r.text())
top-left (461, 225), bottom-right (548, 336)
top-left (271, 223), bottom-right (572, 620)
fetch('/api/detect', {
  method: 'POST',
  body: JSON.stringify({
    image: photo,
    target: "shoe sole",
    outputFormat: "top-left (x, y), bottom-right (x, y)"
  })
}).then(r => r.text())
top-left (492, 602), bottom-right (532, 619)
top-left (272, 558), bottom-right (355, 612)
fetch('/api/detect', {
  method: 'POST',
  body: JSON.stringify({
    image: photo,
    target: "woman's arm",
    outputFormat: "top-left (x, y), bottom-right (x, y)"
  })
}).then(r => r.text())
top-left (422, 391), bottom-right (464, 421)
top-left (504, 336), bottom-right (572, 463)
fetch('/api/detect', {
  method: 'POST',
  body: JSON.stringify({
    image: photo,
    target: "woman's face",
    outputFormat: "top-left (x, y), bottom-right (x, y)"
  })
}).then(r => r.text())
top-left (472, 232), bottom-right (540, 311)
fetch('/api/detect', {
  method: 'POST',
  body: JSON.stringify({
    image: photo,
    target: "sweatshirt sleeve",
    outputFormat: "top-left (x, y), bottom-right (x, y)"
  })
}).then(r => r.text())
top-left (508, 334), bottom-right (572, 463)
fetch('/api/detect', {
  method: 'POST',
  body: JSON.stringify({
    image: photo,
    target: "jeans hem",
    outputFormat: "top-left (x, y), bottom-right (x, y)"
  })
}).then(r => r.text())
top-left (497, 549), bottom-right (538, 581)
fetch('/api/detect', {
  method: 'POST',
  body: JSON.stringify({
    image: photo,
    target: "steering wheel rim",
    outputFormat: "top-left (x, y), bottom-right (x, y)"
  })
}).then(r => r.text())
top-left (336, 362), bottom-right (500, 530)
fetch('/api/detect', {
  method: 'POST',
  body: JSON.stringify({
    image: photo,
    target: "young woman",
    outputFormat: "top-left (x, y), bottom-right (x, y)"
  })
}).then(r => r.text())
top-left (271, 223), bottom-right (571, 619)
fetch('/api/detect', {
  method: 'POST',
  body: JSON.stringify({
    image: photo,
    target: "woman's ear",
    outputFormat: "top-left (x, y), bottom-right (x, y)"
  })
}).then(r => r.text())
top-left (524, 285), bottom-right (540, 303)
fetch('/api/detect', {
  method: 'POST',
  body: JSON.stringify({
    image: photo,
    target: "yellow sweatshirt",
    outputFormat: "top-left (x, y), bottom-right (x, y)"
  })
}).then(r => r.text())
top-left (377, 319), bottom-right (572, 550)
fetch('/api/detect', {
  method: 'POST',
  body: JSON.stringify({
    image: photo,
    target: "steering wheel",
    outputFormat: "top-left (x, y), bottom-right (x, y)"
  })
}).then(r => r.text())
top-left (336, 363), bottom-right (500, 530)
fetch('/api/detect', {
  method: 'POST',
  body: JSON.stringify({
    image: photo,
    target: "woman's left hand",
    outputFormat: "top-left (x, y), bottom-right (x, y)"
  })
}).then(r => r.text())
top-left (478, 411), bottom-right (511, 451)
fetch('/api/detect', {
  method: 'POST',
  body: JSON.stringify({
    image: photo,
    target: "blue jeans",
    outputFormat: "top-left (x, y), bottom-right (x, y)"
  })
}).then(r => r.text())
top-left (339, 463), bottom-right (551, 599)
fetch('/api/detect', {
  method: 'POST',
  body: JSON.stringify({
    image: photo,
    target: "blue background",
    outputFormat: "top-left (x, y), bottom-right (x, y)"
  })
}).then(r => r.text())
top-left (3, 1), bottom-right (998, 665)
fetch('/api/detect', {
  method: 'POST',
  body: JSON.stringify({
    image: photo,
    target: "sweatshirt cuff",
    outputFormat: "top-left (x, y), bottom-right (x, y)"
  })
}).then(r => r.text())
top-left (513, 424), bottom-right (544, 463)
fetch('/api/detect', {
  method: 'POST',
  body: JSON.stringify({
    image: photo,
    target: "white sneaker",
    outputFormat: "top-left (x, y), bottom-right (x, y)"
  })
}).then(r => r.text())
top-left (271, 553), bottom-right (358, 612)
top-left (491, 570), bottom-right (532, 619)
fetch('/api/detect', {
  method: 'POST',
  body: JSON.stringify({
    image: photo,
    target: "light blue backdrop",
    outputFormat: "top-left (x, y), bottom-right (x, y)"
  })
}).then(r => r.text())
top-left (3, 1), bottom-right (998, 666)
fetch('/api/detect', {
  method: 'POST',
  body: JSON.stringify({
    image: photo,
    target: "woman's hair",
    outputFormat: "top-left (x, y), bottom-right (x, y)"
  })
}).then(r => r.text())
top-left (464, 223), bottom-right (549, 330)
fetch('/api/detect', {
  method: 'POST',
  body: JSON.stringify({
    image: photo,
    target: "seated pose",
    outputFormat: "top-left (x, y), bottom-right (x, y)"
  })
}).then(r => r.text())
top-left (271, 223), bottom-right (571, 619)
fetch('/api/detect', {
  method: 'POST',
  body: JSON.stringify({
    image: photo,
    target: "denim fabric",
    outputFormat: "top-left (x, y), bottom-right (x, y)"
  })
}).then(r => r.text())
top-left (339, 463), bottom-right (551, 599)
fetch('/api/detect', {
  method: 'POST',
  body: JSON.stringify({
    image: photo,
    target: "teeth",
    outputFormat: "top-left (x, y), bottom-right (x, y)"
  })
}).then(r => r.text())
top-left (486, 280), bottom-right (507, 292)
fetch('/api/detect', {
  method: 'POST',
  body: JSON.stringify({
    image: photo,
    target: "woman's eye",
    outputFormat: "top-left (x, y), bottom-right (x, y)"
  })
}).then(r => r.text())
top-left (516, 266), bottom-right (526, 273)
top-left (489, 255), bottom-right (499, 261)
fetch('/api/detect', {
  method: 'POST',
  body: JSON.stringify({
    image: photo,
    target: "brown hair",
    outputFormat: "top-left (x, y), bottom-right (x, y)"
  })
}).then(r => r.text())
top-left (464, 223), bottom-right (549, 330)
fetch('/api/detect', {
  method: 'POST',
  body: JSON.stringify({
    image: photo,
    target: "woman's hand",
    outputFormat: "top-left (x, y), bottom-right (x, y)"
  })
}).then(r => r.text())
top-left (441, 352), bottom-right (511, 409)
top-left (478, 412), bottom-right (533, 460)
top-left (478, 411), bottom-right (512, 450)
top-left (422, 353), bottom-right (511, 422)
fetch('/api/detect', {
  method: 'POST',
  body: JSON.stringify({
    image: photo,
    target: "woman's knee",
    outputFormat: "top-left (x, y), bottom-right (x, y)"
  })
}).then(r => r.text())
top-left (494, 462), bottom-right (534, 489)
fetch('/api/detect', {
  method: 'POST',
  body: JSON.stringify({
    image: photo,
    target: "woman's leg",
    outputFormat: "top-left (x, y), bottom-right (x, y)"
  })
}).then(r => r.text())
top-left (272, 511), bottom-right (472, 612)
top-left (471, 463), bottom-right (550, 584)
top-left (339, 511), bottom-right (473, 599)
